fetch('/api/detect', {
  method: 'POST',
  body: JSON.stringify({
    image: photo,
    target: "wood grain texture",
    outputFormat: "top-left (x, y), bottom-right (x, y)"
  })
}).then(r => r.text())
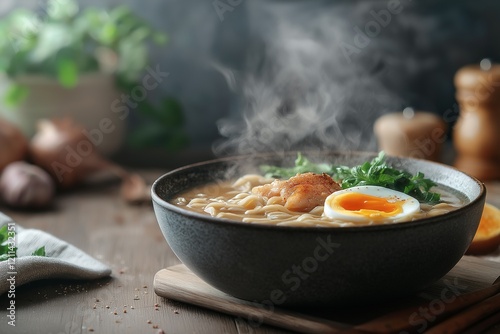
top-left (0, 171), bottom-right (288, 334)
top-left (154, 265), bottom-right (350, 334)
top-left (154, 257), bottom-right (500, 334)
top-left (0, 171), bottom-right (499, 333)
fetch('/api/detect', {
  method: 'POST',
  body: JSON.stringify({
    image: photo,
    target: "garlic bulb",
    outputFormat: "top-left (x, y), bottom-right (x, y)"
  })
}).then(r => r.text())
top-left (0, 161), bottom-right (55, 209)
top-left (28, 118), bottom-right (150, 203)
top-left (0, 118), bottom-right (28, 172)
top-left (29, 118), bottom-right (113, 188)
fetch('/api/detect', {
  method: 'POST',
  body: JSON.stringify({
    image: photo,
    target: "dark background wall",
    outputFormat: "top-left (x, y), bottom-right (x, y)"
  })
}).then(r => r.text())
top-left (3, 0), bottom-right (500, 164)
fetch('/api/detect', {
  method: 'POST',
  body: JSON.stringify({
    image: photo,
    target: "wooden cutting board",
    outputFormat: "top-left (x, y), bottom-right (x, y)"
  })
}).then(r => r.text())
top-left (153, 256), bottom-right (500, 333)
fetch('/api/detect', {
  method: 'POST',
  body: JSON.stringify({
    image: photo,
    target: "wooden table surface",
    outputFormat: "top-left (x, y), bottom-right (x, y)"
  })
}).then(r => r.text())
top-left (0, 171), bottom-right (290, 334)
top-left (1, 170), bottom-right (500, 334)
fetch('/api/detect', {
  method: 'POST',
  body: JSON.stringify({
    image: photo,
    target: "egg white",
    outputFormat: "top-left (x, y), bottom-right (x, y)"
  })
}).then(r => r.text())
top-left (324, 186), bottom-right (420, 224)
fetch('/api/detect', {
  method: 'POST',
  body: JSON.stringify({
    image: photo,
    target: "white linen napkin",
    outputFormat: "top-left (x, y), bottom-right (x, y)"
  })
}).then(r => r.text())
top-left (0, 212), bottom-right (111, 295)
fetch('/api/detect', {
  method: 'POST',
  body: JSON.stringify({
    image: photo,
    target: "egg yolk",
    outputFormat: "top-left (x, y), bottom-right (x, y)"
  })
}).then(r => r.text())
top-left (335, 192), bottom-right (405, 218)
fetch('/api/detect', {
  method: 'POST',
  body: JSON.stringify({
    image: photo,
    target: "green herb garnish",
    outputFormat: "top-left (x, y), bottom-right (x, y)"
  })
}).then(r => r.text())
top-left (260, 152), bottom-right (333, 179)
top-left (333, 152), bottom-right (441, 204)
top-left (261, 151), bottom-right (441, 204)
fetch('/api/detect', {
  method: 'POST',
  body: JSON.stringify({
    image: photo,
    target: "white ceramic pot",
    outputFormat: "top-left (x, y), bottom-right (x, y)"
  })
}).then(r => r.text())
top-left (0, 73), bottom-right (126, 156)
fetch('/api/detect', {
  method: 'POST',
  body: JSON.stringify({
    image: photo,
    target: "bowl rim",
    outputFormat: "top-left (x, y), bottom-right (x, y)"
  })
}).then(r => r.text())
top-left (151, 151), bottom-right (487, 232)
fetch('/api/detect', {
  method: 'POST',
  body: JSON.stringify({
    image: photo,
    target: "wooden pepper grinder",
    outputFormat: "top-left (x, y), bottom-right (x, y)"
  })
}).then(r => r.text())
top-left (454, 59), bottom-right (500, 181)
top-left (374, 108), bottom-right (447, 162)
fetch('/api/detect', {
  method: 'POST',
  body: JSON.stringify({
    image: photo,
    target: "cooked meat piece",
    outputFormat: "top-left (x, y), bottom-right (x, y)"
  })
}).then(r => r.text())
top-left (252, 173), bottom-right (341, 212)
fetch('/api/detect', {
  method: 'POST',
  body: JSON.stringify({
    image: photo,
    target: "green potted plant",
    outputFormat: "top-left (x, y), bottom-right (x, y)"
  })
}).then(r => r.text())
top-left (0, 0), bottom-right (170, 154)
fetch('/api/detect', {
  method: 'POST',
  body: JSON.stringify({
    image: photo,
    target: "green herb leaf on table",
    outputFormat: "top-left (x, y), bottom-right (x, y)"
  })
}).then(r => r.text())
top-left (0, 225), bottom-right (7, 244)
top-left (0, 225), bottom-right (47, 261)
top-left (260, 151), bottom-right (441, 204)
top-left (0, 225), bottom-right (16, 262)
top-left (31, 246), bottom-right (46, 257)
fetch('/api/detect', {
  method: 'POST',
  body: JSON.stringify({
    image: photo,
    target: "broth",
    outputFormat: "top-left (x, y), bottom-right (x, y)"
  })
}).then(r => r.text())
top-left (172, 174), bottom-right (467, 227)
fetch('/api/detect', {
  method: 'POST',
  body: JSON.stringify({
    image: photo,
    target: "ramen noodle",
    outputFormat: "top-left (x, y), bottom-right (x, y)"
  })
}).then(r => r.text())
top-left (171, 173), bottom-right (466, 227)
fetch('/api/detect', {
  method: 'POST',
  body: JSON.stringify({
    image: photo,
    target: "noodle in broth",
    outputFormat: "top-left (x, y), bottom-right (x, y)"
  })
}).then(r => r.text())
top-left (172, 174), bottom-right (465, 227)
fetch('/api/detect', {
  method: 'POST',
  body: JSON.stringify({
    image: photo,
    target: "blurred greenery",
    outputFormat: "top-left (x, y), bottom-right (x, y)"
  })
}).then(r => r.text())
top-left (0, 0), bottom-right (187, 150)
top-left (116, 78), bottom-right (189, 150)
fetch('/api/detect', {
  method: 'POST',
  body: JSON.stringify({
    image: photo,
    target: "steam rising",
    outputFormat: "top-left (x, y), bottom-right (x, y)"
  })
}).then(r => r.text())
top-left (213, 1), bottom-right (404, 157)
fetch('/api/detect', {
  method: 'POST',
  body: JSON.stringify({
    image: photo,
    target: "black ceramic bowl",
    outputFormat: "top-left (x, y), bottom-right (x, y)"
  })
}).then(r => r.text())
top-left (152, 152), bottom-right (485, 307)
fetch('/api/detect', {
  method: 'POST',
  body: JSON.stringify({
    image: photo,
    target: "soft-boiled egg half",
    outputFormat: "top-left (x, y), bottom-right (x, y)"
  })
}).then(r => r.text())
top-left (324, 186), bottom-right (420, 224)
